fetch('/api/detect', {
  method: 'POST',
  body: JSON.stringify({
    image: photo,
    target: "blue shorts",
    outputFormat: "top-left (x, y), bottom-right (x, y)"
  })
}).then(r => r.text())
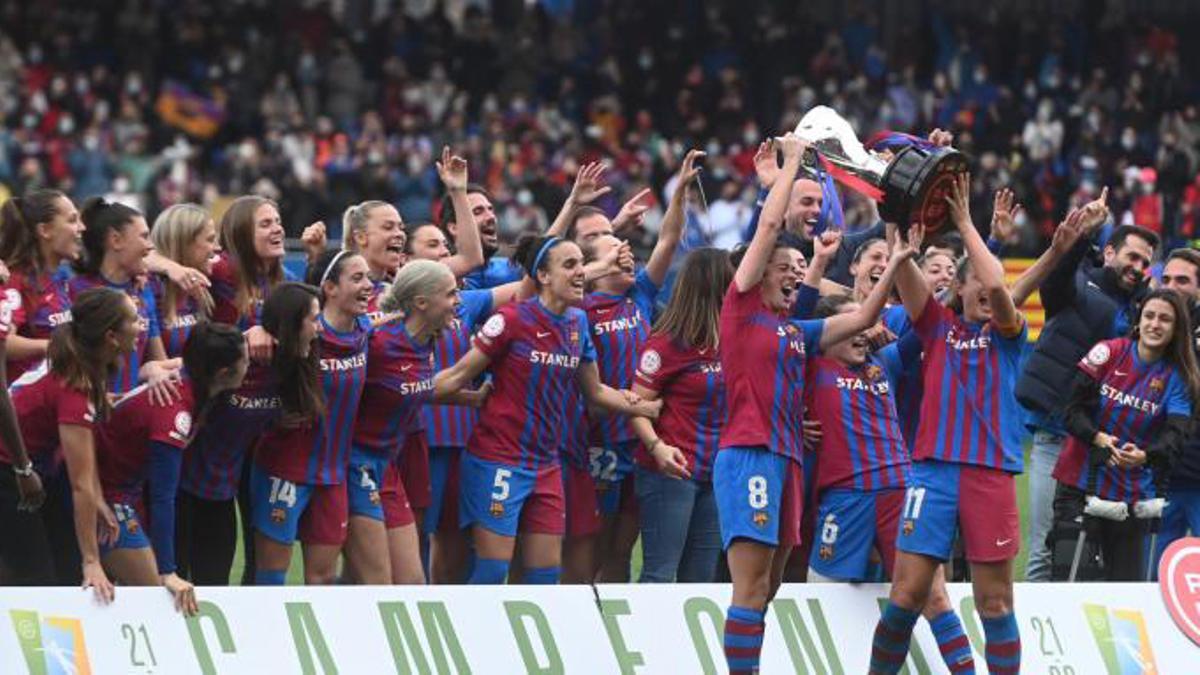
top-left (809, 488), bottom-right (904, 581)
top-left (896, 460), bottom-right (1019, 563)
top-left (714, 446), bottom-right (803, 550)
top-left (459, 453), bottom-right (565, 537)
top-left (100, 502), bottom-right (149, 554)
top-left (250, 463), bottom-right (349, 546)
top-left (347, 446), bottom-right (388, 521)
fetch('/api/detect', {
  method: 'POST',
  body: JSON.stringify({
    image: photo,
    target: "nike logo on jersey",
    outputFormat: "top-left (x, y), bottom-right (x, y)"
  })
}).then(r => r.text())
top-left (995, 538), bottom-right (1012, 547)
top-left (536, 331), bottom-right (552, 338)
top-left (1113, 370), bottom-right (1127, 377)
top-left (400, 364), bottom-right (414, 372)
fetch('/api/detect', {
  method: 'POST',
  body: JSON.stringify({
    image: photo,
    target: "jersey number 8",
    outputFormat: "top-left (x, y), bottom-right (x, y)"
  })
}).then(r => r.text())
top-left (748, 476), bottom-right (768, 509)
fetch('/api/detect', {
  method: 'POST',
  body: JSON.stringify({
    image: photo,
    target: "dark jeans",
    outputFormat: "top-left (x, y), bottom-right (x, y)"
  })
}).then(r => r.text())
top-left (1050, 482), bottom-right (1148, 581)
top-left (634, 466), bottom-right (720, 583)
top-left (176, 491), bottom-right (238, 585)
top-left (0, 465), bottom-right (56, 584)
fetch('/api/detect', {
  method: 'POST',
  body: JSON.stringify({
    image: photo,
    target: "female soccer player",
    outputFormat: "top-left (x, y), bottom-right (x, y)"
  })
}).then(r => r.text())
top-left (561, 149), bottom-right (699, 584)
top-left (0, 189), bottom-right (82, 380)
top-left (97, 322), bottom-right (247, 614)
top-left (69, 198), bottom-right (178, 394)
top-left (148, 204), bottom-right (216, 357)
top-left (434, 233), bottom-right (661, 585)
top-left (629, 247), bottom-right (730, 583)
top-left (175, 283), bottom-right (322, 585)
top-left (349, 260), bottom-right (492, 583)
top-left (342, 200), bottom-right (407, 304)
top-left (0, 287), bottom-right (137, 598)
top-left (715, 134), bottom-right (904, 675)
top-left (1051, 289), bottom-right (1198, 580)
top-left (252, 248), bottom-right (372, 585)
top-left (871, 175), bottom-right (1027, 675)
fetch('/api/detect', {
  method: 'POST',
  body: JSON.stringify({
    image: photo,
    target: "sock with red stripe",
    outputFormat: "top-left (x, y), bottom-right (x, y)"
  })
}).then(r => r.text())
top-left (981, 613), bottom-right (1021, 675)
top-left (930, 610), bottom-right (975, 673)
top-left (869, 603), bottom-right (918, 674)
top-left (723, 605), bottom-right (765, 675)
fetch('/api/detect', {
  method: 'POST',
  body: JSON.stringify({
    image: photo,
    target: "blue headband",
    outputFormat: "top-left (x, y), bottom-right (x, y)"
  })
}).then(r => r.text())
top-left (532, 237), bottom-right (562, 276)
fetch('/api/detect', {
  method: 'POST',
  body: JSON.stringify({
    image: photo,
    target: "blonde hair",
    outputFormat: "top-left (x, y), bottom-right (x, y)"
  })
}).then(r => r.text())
top-left (380, 259), bottom-right (453, 314)
top-left (152, 203), bottom-right (213, 323)
top-left (342, 200), bottom-right (393, 251)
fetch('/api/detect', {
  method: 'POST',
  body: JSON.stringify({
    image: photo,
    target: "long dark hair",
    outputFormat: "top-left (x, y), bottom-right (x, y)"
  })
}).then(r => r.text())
top-left (0, 189), bottom-right (68, 273)
top-left (74, 197), bottom-right (140, 276)
top-left (262, 282), bottom-right (324, 419)
top-left (306, 247), bottom-right (359, 302)
top-left (513, 233), bottom-right (565, 288)
top-left (181, 322), bottom-right (245, 429)
top-left (653, 248), bottom-right (732, 351)
top-left (47, 287), bottom-right (132, 420)
top-left (1132, 288), bottom-right (1200, 405)
top-left (219, 195), bottom-right (283, 320)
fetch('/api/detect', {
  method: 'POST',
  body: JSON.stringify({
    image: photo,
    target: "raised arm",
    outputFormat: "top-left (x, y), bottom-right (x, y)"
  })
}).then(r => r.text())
top-left (734, 134), bottom-right (806, 292)
top-left (893, 224), bottom-right (933, 321)
top-left (1009, 208), bottom-right (1086, 306)
top-left (946, 173), bottom-right (1019, 333)
top-left (645, 149), bottom-right (704, 286)
top-left (433, 347), bottom-right (492, 399)
top-left (547, 162), bottom-right (611, 238)
top-left (437, 146), bottom-right (485, 278)
top-left (819, 238), bottom-right (918, 349)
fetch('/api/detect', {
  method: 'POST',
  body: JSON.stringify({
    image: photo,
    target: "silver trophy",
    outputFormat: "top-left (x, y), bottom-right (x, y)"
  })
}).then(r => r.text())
top-left (793, 106), bottom-right (968, 233)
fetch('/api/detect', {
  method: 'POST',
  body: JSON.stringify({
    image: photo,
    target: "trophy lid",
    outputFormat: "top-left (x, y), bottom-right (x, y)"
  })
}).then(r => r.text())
top-left (793, 106), bottom-right (875, 168)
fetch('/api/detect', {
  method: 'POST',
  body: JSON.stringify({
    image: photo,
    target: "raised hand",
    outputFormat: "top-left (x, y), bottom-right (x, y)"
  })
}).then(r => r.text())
top-left (568, 161), bottom-right (612, 206)
top-left (1078, 186), bottom-right (1110, 234)
top-left (813, 229), bottom-right (842, 261)
top-left (944, 173), bottom-right (973, 230)
top-left (927, 128), bottom-right (954, 148)
top-left (990, 188), bottom-right (1022, 244)
top-left (1050, 208), bottom-right (1086, 254)
top-left (301, 221), bottom-right (327, 261)
top-left (894, 222), bottom-right (925, 261)
top-left (435, 145), bottom-right (469, 192)
top-left (613, 188), bottom-right (653, 234)
top-left (753, 140), bottom-right (780, 190)
top-left (775, 133), bottom-right (809, 163)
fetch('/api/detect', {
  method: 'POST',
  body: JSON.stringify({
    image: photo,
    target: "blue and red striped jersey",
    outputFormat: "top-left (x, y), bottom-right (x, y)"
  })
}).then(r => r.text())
top-left (469, 298), bottom-right (596, 470)
top-left (1, 264), bottom-right (73, 381)
top-left (353, 318), bottom-right (435, 459)
top-left (210, 252), bottom-right (296, 330)
top-left (256, 314), bottom-right (369, 485)
top-left (96, 378), bottom-right (195, 505)
top-left (584, 270), bottom-right (658, 447)
top-left (68, 273), bottom-right (161, 394)
top-left (805, 334), bottom-right (919, 493)
top-left (422, 289), bottom-right (493, 448)
top-left (633, 333), bottom-right (725, 482)
top-left (911, 294), bottom-right (1027, 472)
top-left (0, 363), bottom-right (94, 472)
top-left (180, 363), bottom-right (282, 500)
top-left (558, 383), bottom-right (590, 468)
top-left (1054, 338), bottom-right (1192, 502)
top-left (881, 303), bottom-right (923, 449)
top-left (365, 277), bottom-right (388, 322)
top-left (717, 281), bottom-right (823, 463)
top-left (148, 273), bottom-right (204, 358)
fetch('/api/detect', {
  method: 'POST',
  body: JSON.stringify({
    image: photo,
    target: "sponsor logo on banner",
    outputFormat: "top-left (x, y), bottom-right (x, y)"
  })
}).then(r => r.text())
top-left (1083, 603), bottom-right (1158, 674)
top-left (1158, 536), bottom-right (1200, 647)
top-left (9, 609), bottom-right (93, 675)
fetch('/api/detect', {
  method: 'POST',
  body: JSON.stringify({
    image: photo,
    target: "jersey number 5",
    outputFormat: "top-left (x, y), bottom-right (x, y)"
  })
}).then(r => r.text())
top-left (492, 468), bottom-right (513, 502)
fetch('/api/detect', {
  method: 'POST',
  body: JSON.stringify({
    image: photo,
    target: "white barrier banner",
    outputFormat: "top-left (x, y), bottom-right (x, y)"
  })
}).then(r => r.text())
top-left (0, 582), bottom-right (1197, 674)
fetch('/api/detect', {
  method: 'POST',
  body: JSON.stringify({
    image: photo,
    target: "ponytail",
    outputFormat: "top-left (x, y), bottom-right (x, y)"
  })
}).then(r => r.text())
top-left (74, 197), bottom-right (140, 276)
top-left (181, 322), bottom-right (245, 431)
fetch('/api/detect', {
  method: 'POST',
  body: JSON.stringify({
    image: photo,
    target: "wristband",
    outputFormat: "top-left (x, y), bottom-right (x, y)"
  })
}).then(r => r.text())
top-left (12, 462), bottom-right (35, 478)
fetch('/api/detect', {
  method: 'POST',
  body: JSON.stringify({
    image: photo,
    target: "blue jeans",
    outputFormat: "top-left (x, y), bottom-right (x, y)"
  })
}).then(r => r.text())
top-left (1025, 430), bottom-right (1064, 581)
top-left (635, 466), bottom-right (720, 583)
top-left (1152, 487), bottom-right (1200, 580)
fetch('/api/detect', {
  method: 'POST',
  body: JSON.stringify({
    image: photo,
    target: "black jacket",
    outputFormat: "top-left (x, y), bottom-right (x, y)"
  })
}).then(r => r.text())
top-left (1015, 239), bottom-right (1147, 421)
top-left (1169, 301), bottom-right (1200, 489)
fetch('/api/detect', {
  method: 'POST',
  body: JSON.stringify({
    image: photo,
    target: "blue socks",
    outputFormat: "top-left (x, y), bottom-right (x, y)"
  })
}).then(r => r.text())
top-left (930, 611), bottom-right (975, 673)
top-left (869, 603), bottom-right (919, 674)
top-left (523, 566), bottom-right (561, 585)
top-left (468, 557), bottom-right (510, 584)
top-left (723, 605), bottom-right (766, 675)
top-left (255, 568), bottom-right (286, 586)
top-left (981, 613), bottom-right (1021, 675)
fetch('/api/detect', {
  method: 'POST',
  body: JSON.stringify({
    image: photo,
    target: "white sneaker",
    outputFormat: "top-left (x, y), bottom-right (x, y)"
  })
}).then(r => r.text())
top-left (1133, 498), bottom-right (1165, 519)
top-left (1084, 495), bottom-right (1129, 521)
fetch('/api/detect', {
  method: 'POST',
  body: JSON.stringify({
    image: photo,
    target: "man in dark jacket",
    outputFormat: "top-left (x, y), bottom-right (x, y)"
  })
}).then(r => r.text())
top-left (1018, 223), bottom-right (1159, 581)
top-left (1154, 247), bottom-right (1200, 571)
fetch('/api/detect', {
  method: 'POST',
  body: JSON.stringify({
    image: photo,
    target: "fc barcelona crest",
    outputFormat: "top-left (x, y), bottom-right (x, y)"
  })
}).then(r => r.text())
top-left (1150, 377), bottom-right (1165, 392)
top-left (819, 544), bottom-right (834, 561)
top-left (369, 490), bottom-right (381, 505)
top-left (271, 507), bottom-right (287, 523)
top-left (569, 330), bottom-right (579, 344)
top-left (127, 517), bottom-right (141, 535)
top-left (902, 519), bottom-right (915, 536)
top-left (753, 511), bottom-right (769, 528)
top-left (865, 364), bottom-right (882, 381)
top-left (785, 324), bottom-right (799, 335)
top-left (490, 501), bottom-right (505, 517)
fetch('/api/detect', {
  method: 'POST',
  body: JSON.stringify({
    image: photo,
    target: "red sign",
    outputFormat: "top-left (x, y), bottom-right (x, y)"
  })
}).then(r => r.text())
top-left (1158, 537), bottom-right (1200, 647)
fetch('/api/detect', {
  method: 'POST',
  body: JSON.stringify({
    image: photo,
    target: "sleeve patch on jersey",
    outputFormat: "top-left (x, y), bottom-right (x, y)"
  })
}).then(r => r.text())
top-left (481, 314), bottom-right (505, 338)
top-left (173, 411), bottom-right (193, 437)
top-left (1085, 342), bottom-right (1110, 367)
top-left (639, 349), bottom-right (662, 375)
